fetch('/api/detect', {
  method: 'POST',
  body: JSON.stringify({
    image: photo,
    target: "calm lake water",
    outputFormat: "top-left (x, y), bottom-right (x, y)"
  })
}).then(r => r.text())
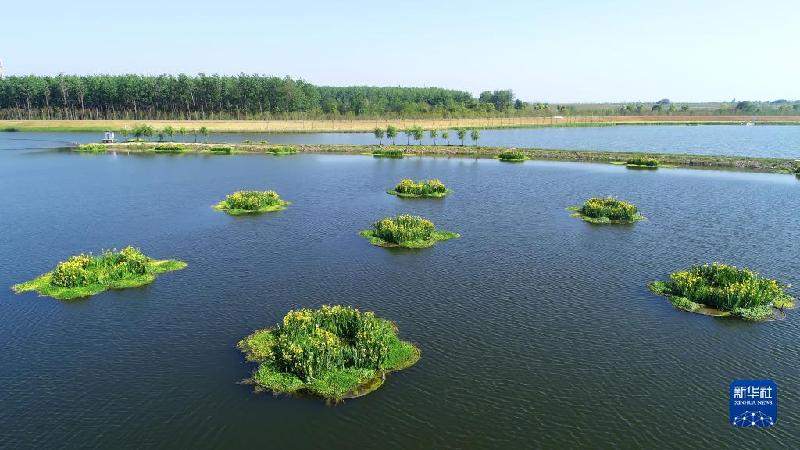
top-left (1, 133), bottom-right (798, 448)
top-left (5, 124), bottom-right (800, 158)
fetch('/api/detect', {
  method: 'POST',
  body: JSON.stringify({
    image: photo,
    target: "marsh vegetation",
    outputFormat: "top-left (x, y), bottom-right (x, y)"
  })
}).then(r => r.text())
top-left (648, 263), bottom-right (795, 320)
top-left (214, 190), bottom-right (289, 215)
top-left (569, 197), bottom-right (644, 224)
top-left (388, 179), bottom-right (451, 198)
top-left (497, 150), bottom-right (526, 162)
top-left (12, 247), bottom-right (186, 300)
top-left (360, 214), bottom-right (459, 248)
top-left (238, 305), bottom-right (420, 401)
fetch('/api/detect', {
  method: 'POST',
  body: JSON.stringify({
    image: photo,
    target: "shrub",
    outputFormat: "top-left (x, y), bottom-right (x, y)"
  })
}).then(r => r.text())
top-left (626, 157), bottom-right (659, 167)
top-left (389, 179), bottom-right (450, 198)
top-left (214, 190), bottom-right (289, 215)
top-left (75, 143), bottom-right (107, 152)
top-left (238, 305), bottom-right (420, 400)
top-left (497, 150), bottom-right (525, 162)
top-left (570, 197), bottom-right (644, 223)
top-left (372, 149), bottom-right (404, 158)
top-left (269, 146), bottom-right (297, 155)
top-left (209, 146), bottom-right (232, 154)
top-left (649, 263), bottom-right (795, 320)
top-left (13, 247), bottom-right (186, 300)
top-left (360, 214), bottom-right (459, 248)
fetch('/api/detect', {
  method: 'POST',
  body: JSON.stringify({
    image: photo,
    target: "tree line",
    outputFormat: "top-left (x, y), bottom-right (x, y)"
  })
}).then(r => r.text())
top-left (0, 74), bottom-right (523, 120)
top-left (373, 125), bottom-right (480, 146)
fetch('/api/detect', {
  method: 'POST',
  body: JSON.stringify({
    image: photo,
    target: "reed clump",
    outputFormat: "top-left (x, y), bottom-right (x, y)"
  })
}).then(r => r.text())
top-left (372, 148), bottom-right (404, 158)
top-left (238, 305), bottom-right (420, 401)
top-left (76, 143), bottom-right (107, 152)
top-left (268, 146), bottom-right (297, 155)
top-left (360, 214), bottom-right (459, 248)
top-left (214, 190), bottom-right (289, 215)
top-left (648, 263), bottom-right (795, 320)
top-left (626, 157), bottom-right (659, 167)
top-left (209, 146), bottom-right (232, 154)
top-left (497, 150), bottom-right (525, 162)
top-left (388, 179), bottom-right (451, 198)
top-left (11, 246), bottom-right (186, 300)
top-left (569, 196), bottom-right (644, 224)
top-left (151, 143), bottom-right (186, 153)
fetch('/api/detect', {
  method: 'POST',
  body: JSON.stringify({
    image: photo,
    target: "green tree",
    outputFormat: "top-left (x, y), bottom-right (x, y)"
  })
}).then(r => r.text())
top-left (132, 124), bottom-right (153, 141)
top-left (178, 127), bottom-right (187, 142)
top-left (403, 127), bottom-right (412, 145)
top-left (412, 126), bottom-right (424, 145)
top-left (470, 128), bottom-right (480, 146)
top-left (456, 128), bottom-right (467, 146)
top-left (441, 130), bottom-right (450, 146)
top-left (386, 125), bottom-right (397, 145)
top-left (163, 126), bottom-right (175, 141)
top-left (200, 126), bottom-right (210, 143)
top-left (373, 127), bottom-right (385, 145)
top-left (429, 129), bottom-right (437, 145)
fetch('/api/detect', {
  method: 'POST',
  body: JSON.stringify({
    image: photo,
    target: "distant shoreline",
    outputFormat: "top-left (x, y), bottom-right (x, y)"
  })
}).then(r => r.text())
top-left (81, 142), bottom-right (800, 175)
top-left (3, 115), bottom-right (800, 133)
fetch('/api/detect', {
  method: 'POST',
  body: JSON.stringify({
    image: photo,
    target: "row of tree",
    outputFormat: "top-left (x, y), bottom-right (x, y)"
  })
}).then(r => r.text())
top-left (0, 74), bottom-right (522, 120)
top-left (373, 126), bottom-right (480, 146)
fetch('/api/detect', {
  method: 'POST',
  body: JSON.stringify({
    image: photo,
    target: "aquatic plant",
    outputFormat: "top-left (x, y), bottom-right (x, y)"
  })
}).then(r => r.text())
top-left (209, 146), bottom-right (232, 154)
top-left (497, 150), bottom-right (525, 162)
top-left (11, 247), bottom-right (186, 300)
top-left (269, 146), bottom-right (297, 155)
top-left (388, 179), bottom-right (451, 198)
top-left (372, 148), bottom-right (404, 158)
top-left (360, 214), bottom-right (459, 248)
top-left (626, 157), bottom-right (659, 167)
top-left (214, 190), bottom-right (289, 215)
top-left (648, 263), bottom-right (795, 320)
top-left (151, 143), bottom-right (186, 153)
top-left (76, 143), bottom-right (107, 152)
top-left (569, 196), bottom-right (644, 224)
top-left (238, 305), bottom-right (420, 401)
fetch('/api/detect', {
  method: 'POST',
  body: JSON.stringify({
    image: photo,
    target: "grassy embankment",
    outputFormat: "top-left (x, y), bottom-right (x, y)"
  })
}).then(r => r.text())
top-left (12, 247), bottom-right (186, 300)
top-left (238, 305), bottom-right (420, 401)
top-left (85, 141), bottom-right (800, 174)
top-left (4, 115), bottom-right (800, 133)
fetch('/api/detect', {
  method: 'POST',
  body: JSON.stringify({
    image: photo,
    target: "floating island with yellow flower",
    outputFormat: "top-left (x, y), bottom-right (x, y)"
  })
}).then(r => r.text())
top-left (238, 305), bottom-right (420, 401)
top-left (648, 263), bottom-right (795, 321)
top-left (214, 190), bottom-right (289, 215)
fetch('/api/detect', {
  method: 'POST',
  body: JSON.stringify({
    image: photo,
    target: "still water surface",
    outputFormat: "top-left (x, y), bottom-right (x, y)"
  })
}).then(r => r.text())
top-left (0, 134), bottom-right (798, 448)
top-left (5, 124), bottom-right (800, 157)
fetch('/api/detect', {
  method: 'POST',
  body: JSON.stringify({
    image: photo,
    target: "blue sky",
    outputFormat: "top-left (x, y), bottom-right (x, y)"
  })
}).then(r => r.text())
top-left (2, 0), bottom-right (798, 102)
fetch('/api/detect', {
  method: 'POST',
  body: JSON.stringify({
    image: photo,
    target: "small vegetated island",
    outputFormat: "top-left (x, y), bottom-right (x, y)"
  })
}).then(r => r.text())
top-left (649, 263), bottom-right (795, 321)
top-left (372, 148), bottom-right (404, 158)
top-left (497, 150), bottom-right (526, 162)
top-left (388, 179), bottom-right (452, 198)
top-left (214, 190), bottom-right (289, 215)
top-left (624, 157), bottom-right (659, 168)
top-left (238, 305), bottom-right (420, 401)
top-left (12, 246), bottom-right (186, 300)
top-left (360, 214), bottom-right (459, 248)
top-left (568, 196), bottom-right (645, 224)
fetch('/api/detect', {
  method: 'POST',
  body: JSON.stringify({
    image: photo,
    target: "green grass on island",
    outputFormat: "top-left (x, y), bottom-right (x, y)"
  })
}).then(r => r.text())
top-left (150, 143), bottom-right (186, 153)
top-left (648, 263), bottom-right (795, 321)
top-left (388, 179), bottom-right (452, 198)
top-left (268, 146), bottom-right (298, 156)
top-left (624, 157), bottom-right (659, 168)
top-left (360, 214), bottom-right (459, 248)
top-left (568, 196), bottom-right (645, 224)
top-left (372, 148), bottom-right (404, 158)
top-left (75, 143), bottom-right (107, 152)
top-left (497, 150), bottom-right (526, 162)
top-left (214, 190), bottom-right (289, 215)
top-left (209, 146), bottom-right (233, 154)
top-left (238, 305), bottom-right (420, 401)
top-left (11, 246), bottom-right (187, 300)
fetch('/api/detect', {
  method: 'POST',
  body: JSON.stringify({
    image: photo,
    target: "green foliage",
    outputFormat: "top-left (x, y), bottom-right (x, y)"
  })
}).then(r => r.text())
top-left (386, 125), bottom-right (398, 145)
top-left (131, 124), bottom-right (154, 140)
top-left (570, 197), bottom-right (644, 223)
top-left (12, 247), bottom-right (186, 300)
top-left (428, 129), bottom-right (437, 145)
top-left (497, 150), bottom-right (525, 162)
top-left (440, 130), bottom-right (450, 145)
top-left (372, 148), bottom-right (404, 158)
top-left (388, 179), bottom-right (451, 198)
top-left (456, 128), bottom-right (467, 145)
top-left (411, 126), bottom-right (424, 144)
top-left (199, 126), bottom-right (210, 142)
top-left (373, 127), bottom-right (385, 144)
top-left (238, 305), bottom-right (420, 400)
top-left (151, 143), bottom-right (186, 153)
top-left (626, 157), bottom-right (659, 167)
top-left (209, 146), bottom-right (232, 154)
top-left (470, 128), bottom-right (480, 145)
top-left (214, 190), bottom-right (289, 215)
top-left (268, 146), bottom-right (297, 155)
top-left (360, 214), bottom-right (459, 248)
top-left (76, 143), bottom-right (107, 152)
top-left (650, 263), bottom-right (795, 320)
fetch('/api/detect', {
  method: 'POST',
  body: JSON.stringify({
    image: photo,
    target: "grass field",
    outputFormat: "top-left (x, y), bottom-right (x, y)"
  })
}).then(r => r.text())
top-left (3, 115), bottom-right (800, 133)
